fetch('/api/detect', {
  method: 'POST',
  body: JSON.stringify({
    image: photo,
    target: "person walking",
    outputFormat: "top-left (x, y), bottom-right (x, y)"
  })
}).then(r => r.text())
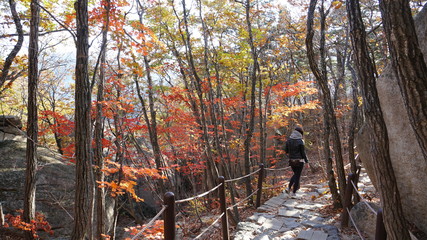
top-left (284, 126), bottom-right (309, 197)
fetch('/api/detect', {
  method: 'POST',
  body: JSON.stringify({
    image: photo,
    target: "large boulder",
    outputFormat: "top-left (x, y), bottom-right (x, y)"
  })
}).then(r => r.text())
top-left (0, 140), bottom-right (75, 238)
top-left (356, 5), bottom-right (427, 235)
top-left (349, 202), bottom-right (381, 239)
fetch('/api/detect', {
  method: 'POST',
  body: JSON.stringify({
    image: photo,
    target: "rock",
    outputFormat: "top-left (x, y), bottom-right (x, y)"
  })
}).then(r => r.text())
top-left (349, 202), bottom-right (380, 239)
top-left (0, 115), bottom-right (22, 128)
top-left (0, 116), bottom-right (25, 142)
top-left (355, 5), bottom-right (427, 235)
top-left (312, 224), bottom-right (340, 240)
top-left (0, 140), bottom-right (75, 238)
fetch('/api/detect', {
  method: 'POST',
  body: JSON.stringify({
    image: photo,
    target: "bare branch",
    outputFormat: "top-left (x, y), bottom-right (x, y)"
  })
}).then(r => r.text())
top-left (0, 0), bottom-right (24, 92)
top-left (36, 2), bottom-right (77, 43)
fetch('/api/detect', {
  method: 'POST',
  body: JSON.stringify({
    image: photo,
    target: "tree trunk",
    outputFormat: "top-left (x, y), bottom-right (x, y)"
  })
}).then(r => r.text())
top-left (23, 0), bottom-right (39, 239)
top-left (134, 0), bottom-right (166, 194)
top-left (306, 0), bottom-right (346, 204)
top-left (347, 60), bottom-right (359, 175)
top-left (181, 0), bottom-right (219, 188)
top-left (94, 0), bottom-right (110, 238)
top-left (72, 0), bottom-right (93, 238)
top-left (242, 0), bottom-right (259, 199)
top-left (346, 0), bottom-right (411, 239)
top-left (379, 0), bottom-right (427, 161)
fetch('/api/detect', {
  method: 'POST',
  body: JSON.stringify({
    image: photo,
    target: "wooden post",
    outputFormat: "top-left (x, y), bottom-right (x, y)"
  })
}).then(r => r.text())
top-left (164, 192), bottom-right (175, 240)
top-left (256, 164), bottom-right (264, 208)
top-left (375, 209), bottom-right (387, 240)
top-left (341, 173), bottom-right (355, 227)
top-left (0, 203), bottom-right (4, 226)
top-left (353, 166), bottom-right (362, 204)
top-left (218, 176), bottom-right (229, 240)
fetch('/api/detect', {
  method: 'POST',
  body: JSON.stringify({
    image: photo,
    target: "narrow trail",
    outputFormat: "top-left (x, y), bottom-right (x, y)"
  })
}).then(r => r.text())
top-left (233, 168), bottom-right (375, 240)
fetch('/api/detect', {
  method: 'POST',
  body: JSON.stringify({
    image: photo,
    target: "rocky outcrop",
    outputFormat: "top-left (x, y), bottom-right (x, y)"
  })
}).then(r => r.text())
top-left (0, 140), bottom-right (75, 238)
top-left (356, 5), bottom-right (427, 235)
top-left (0, 115), bottom-right (25, 142)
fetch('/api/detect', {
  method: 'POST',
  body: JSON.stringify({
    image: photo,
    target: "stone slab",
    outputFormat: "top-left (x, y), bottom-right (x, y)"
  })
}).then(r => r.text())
top-left (294, 203), bottom-right (325, 210)
top-left (278, 208), bottom-right (301, 218)
top-left (312, 230), bottom-right (328, 240)
top-left (283, 199), bottom-right (299, 207)
top-left (264, 197), bottom-right (286, 207)
top-left (262, 218), bottom-right (283, 231)
top-left (297, 230), bottom-right (328, 240)
top-left (297, 230), bottom-right (314, 239)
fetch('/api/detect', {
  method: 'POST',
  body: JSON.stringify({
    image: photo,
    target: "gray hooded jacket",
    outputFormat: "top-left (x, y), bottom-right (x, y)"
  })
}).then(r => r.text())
top-left (284, 130), bottom-right (308, 163)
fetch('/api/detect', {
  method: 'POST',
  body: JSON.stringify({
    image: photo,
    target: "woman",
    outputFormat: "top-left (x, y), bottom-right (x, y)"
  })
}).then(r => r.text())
top-left (284, 126), bottom-right (309, 197)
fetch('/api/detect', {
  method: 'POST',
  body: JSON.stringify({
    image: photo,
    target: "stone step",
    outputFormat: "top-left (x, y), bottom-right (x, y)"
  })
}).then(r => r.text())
top-left (296, 229), bottom-right (328, 240)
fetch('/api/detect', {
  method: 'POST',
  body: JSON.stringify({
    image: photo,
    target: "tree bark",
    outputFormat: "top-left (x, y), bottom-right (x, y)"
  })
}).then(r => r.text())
top-left (72, 0), bottom-right (93, 238)
top-left (346, 0), bottom-right (411, 239)
top-left (23, 0), bottom-right (39, 239)
top-left (378, 0), bottom-right (427, 161)
top-left (306, 0), bottom-right (345, 204)
top-left (242, 0), bottom-right (259, 199)
top-left (94, 0), bottom-right (110, 238)
top-left (347, 60), bottom-right (359, 176)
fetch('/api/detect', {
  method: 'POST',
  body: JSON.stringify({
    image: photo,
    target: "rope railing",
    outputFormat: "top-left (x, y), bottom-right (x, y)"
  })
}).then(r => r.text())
top-left (341, 171), bottom-right (386, 240)
top-left (226, 189), bottom-right (258, 211)
top-left (224, 168), bottom-right (261, 183)
top-left (175, 183), bottom-right (223, 204)
top-left (131, 205), bottom-right (168, 240)
top-left (350, 180), bottom-right (377, 215)
top-left (346, 207), bottom-right (366, 240)
top-left (192, 213), bottom-right (225, 240)
top-left (139, 163), bottom-right (288, 240)
top-left (262, 165), bottom-right (293, 190)
top-left (265, 166), bottom-right (291, 171)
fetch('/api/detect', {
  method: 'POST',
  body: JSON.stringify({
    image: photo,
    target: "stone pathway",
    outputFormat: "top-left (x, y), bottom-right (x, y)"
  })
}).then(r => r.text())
top-left (233, 168), bottom-right (376, 240)
top-left (233, 184), bottom-right (340, 240)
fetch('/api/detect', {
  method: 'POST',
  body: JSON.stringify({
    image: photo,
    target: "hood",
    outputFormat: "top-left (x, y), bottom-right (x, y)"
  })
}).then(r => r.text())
top-left (289, 130), bottom-right (303, 140)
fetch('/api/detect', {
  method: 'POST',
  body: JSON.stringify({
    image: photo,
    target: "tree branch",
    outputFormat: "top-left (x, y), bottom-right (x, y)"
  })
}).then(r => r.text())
top-left (0, 0), bottom-right (24, 92)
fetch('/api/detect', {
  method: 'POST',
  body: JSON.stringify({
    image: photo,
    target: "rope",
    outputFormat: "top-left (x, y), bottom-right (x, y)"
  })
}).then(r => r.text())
top-left (192, 213), bottom-right (224, 240)
top-left (225, 168), bottom-right (261, 183)
top-left (346, 207), bottom-right (366, 240)
top-left (176, 183), bottom-right (223, 204)
top-left (131, 205), bottom-right (167, 240)
top-left (265, 166), bottom-right (291, 171)
top-left (226, 189), bottom-right (258, 211)
top-left (350, 180), bottom-right (377, 215)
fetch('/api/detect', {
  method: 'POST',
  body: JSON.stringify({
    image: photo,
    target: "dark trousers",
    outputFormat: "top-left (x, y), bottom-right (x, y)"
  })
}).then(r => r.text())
top-left (289, 163), bottom-right (304, 193)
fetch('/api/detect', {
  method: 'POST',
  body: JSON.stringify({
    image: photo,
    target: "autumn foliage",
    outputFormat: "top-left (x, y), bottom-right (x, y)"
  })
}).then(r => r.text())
top-left (4, 210), bottom-right (54, 238)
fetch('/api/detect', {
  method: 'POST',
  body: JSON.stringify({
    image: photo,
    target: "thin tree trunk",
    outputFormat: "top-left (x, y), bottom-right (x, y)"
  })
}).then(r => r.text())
top-left (94, 0), bottom-right (110, 238)
top-left (242, 0), bottom-right (259, 199)
top-left (23, 0), bottom-right (39, 239)
top-left (379, 0), bottom-right (427, 161)
top-left (306, 0), bottom-right (345, 204)
top-left (346, 1), bottom-right (411, 239)
top-left (134, 0), bottom-right (166, 194)
top-left (72, 0), bottom-right (93, 238)
top-left (347, 60), bottom-right (359, 175)
top-left (181, 0), bottom-right (219, 187)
